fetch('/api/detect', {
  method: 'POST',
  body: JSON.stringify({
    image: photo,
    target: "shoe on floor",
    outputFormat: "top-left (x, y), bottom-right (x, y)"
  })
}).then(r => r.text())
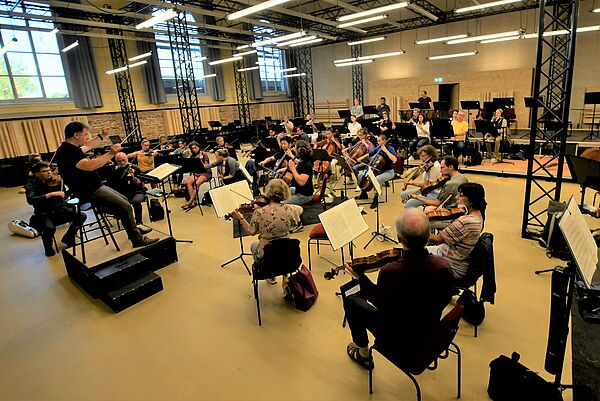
top-left (347, 343), bottom-right (374, 370)
top-left (132, 236), bottom-right (159, 248)
top-left (137, 225), bottom-right (153, 235)
top-left (45, 248), bottom-right (56, 257)
top-left (357, 191), bottom-right (368, 200)
top-left (266, 278), bottom-right (277, 285)
top-left (354, 186), bottom-right (361, 192)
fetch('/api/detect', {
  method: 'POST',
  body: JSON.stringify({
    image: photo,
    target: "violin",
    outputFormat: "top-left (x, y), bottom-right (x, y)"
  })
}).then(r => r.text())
top-left (324, 248), bottom-right (403, 280)
top-left (401, 159), bottom-right (434, 191)
top-left (421, 174), bottom-right (450, 196)
top-left (425, 206), bottom-right (467, 221)
top-left (224, 195), bottom-right (271, 220)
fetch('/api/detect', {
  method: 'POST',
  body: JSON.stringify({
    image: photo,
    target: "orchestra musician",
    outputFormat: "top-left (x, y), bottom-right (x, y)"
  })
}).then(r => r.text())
top-left (306, 113), bottom-right (319, 135)
top-left (409, 108), bottom-right (420, 124)
top-left (108, 152), bottom-right (146, 225)
top-left (181, 142), bottom-right (212, 210)
top-left (212, 136), bottom-right (238, 160)
top-left (158, 135), bottom-right (170, 150)
top-left (351, 98), bottom-right (364, 120)
top-left (292, 125), bottom-right (311, 143)
top-left (127, 139), bottom-right (157, 174)
top-left (427, 183), bottom-right (486, 279)
top-left (400, 145), bottom-right (441, 207)
top-left (376, 97), bottom-right (391, 119)
top-left (485, 108), bottom-right (509, 163)
top-left (377, 110), bottom-right (393, 134)
top-left (313, 129), bottom-right (342, 187)
top-left (25, 162), bottom-right (87, 257)
top-left (408, 113), bottom-right (431, 157)
top-left (170, 139), bottom-right (191, 158)
top-left (418, 90), bottom-right (434, 110)
top-left (347, 115), bottom-right (362, 139)
top-left (404, 156), bottom-right (468, 210)
top-left (54, 121), bottom-right (157, 248)
top-left (205, 149), bottom-right (242, 186)
top-left (244, 137), bottom-right (272, 179)
top-left (342, 129), bottom-right (375, 167)
top-left (343, 209), bottom-right (455, 369)
top-left (281, 140), bottom-right (314, 206)
top-left (449, 110), bottom-right (469, 159)
top-left (282, 115), bottom-right (294, 136)
top-left (260, 136), bottom-right (294, 174)
top-left (353, 133), bottom-right (397, 209)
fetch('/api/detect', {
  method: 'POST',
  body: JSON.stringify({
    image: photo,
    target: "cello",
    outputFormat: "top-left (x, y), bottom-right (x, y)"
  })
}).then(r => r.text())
top-left (357, 139), bottom-right (389, 192)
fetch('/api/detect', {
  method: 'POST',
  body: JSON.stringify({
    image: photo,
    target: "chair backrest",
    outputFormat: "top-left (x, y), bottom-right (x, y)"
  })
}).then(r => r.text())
top-left (455, 232), bottom-right (494, 289)
top-left (253, 238), bottom-right (302, 280)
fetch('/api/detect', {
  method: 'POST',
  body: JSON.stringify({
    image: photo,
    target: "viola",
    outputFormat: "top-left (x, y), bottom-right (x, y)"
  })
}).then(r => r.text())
top-left (426, 206), bottom-right (467, 221)
top-left (324, 248), bottom-right (403, 280)
top-left (224, 195), bottom-right (270, 220)
top-left (421, 174), bottom-right (450, 196)
top-left (401, 159), bottom-right (434, 191)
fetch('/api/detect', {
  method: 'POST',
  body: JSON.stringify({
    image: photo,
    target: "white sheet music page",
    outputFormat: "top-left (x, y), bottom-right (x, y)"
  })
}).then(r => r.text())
top-left (319, 198), bottom-right (369, 250)
top-left (558, 196), bottom-right (599, 287)
top-left (238, 163), bottom-right (253, 183)
top-left (367, 167), bottom-right (382, 196)
top-left (147, 163), bottom-right (181, 181)
top-left (209, 180), bottom-right (253, 218)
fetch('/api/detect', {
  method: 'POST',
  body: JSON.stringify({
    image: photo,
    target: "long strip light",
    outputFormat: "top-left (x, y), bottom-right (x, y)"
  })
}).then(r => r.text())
top-left (43, 28), bottom-right (59, 42)
top-left (128, 51), bottom-right (152, 62)
top-left (251, 31), bottom-right (305, 47)
top-left (194, 56), bottom-right (208, 61)
top-left (348, 36), bottom-right (385, 45)
top-left (446, 30), bottom-right (520, 44)
top-left (227, 0), bottom-right (291, 20)
top-left (136, 8), bottom-right (177, 29)
top-left (106, 66), bottom-right (128, 75)
top-left (275, 67), bottom-right (297, 73)
top-left (235, 49), bottom-right (258, 56)
top-left (0, 38), bottom-right (17, 55)
top-left (427, 51), bottom-right (478, 60)
top-left (208, 56), bottom-right (242, 65)
top-left (455, 0), bottom-right (521, 13)
top-left (128, 60), bottom-right (147, 69)
top-left (334, 59), bottom-right (374, 67)
top-left (198, 74), bottom-right (217, 79)
top-left (61, 41), bottom-right (79, 53)
top-left (337, 1), bottom-right (407, 21)
top-left (237, 66), bottom-right (260, 72)
top-left (480, 35), bottom-right (522, 44)
top-left (522, 25), bottom-right (600, 39)
top-left (333, 57), bottom-right (357, 63)
top-left (277, 35), bottom-right (317, 46)
top-left (236, 44), bottom-right (251, 50)
top-left (338, 15), bottom-right (388, 28)
top-left (593, 7), bottom-right (600, 12)
top-left (415, 33), bottom-right (467, 44)
top-left (289, 38), bottom-right (323, 46)
top-left (282, 72), bottom-right (306, 78)
top-left (357, 50), bottom-right (404, 60)
top-left (407, 2), bottom-right (438, 21)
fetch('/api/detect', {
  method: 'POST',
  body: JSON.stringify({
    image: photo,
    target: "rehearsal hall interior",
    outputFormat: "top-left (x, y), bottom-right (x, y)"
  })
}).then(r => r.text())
top-left (2, 0), bottom-right (600, 399)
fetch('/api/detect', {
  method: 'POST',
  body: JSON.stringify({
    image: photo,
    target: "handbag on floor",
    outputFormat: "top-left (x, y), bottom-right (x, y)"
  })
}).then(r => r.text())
top-left (284, 264), bottom-right (318, 311)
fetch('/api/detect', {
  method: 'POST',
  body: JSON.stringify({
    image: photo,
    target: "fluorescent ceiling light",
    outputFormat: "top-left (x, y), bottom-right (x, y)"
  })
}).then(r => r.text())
top-left (0, 38), bottom-right (17, 55)
top-left (427, 51), bottom-right (478, 60)
top-left (251, 31), bottom-right (306, 47)
top-left (128, 60), bottom-right (147, 68)
top-left (415, 34), bottom-right (468, 44)
top-left (480, 35), bottom-right (522, 44)
top-left (455, 0), bottom-right (522, 13)
top-left (522, 25), bottom-right (600, 38)
top-left (235, 50), bottom-right (258, 56)
top-left (357, 50), bottom-right (404, 60)
top-left (60, 41), bottom-right (79, 53)
top-left (593, 7), bottom-right (600, 12)
top-left (237, 44), bottom-right (251, 50)
top-left (136, 8), bottom-right (177, 29)
top-left (199, 74), bottom-right (217, 79)
top-left (333, 57), bottom-right (357, 63)
top-left (128, 51), bottom-right (152, 62)
top-left (337, 2), bottom-right (408, 21)
top-left (407, 2), bottom-right (438, 21)
top-left (194, 56), bottom-right (208, 61)
top-left (289, 38), bottom-right (323, 46)
top-left (576, 25), bottom-right (600, 32)
top-left (43, 28), bottom-right (59, 42)
top-left (338, 15), bottom-right (388, 28)
top-left (227, 0), bottom-right (291, 20)
top-left (237, 66), bottom-right (260, 72)
top-left (282, 73), bottom-right (306, 78)
top-left (347, 36), bottom-right (386, 45)
top-left (208, 56), bottom-right (243, 65)
top-left (447, 30), bottom-right (520, 44)
top-left (334, 59), bottom-right (374, 67)
top-left (277, 35), bottom-right (317, 46)
top-left (275, 67), bottom-right (297, 73)
top-left (106, 66), bottom-right (128, 75)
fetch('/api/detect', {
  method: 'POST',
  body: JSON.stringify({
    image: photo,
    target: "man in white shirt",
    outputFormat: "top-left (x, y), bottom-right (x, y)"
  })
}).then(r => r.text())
top-left (347, 115), bottom-right (362, 138)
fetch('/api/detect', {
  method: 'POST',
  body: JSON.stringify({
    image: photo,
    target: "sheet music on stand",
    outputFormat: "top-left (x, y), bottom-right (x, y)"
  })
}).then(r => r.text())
top-left (558, 196), bottom-right (599, 288)
top-left (367, 167), bottom-right (382, 196)
top-left (319, 198), bottom-right (369, 250)
top-left (147, 163), bottom-right (181, 181)
top-left (209, 180), bottom-right (253, 218)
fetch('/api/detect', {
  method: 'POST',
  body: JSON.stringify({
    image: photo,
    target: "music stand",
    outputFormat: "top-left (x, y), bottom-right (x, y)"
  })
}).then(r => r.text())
top-left (363, 106), bottom-right (377, 115)
top-left (396, 123), bottom-right (417, 150)
top-left (333, 154), bottom-right (351, 200)
top-left (314, 122), bottom-right (326, 132)
top-left (430, 118), bottom-right (453, 147)
top-left (338, 110), bottom-right (352, 119)
top-left (493, 97), bottom-right (515, 109)
top-left (408, 102), bottom-right (421, 110)
top-left (583, 92), bottom-right (600, 140)
top-left (460, 100), bottom-right (481, 135)
top-left (433, 101), bottom-right (450, 119)
top-left (208, 121), bottom-right (222, 131)
top-left (363, 168), bottom-right (397, 249)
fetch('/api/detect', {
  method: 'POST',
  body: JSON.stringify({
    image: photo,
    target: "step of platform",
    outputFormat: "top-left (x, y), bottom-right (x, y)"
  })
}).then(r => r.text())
top-left (101, 272), bottom-right (163, 313)
top-left (92, 253), bottom-right (150, 292)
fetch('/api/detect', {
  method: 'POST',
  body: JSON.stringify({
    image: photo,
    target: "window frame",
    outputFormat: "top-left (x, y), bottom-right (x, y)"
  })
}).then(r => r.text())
top-left (253, 26), bottom-right (286, 95)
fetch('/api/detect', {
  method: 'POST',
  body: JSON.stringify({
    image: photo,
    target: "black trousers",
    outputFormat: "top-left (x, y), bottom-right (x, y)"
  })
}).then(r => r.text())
top-left (343, 294), bottom-right (383, 348)
top-left (91, 185), bottom-right (142, 242)
top-left (30, 207), bottom-right (87, 253)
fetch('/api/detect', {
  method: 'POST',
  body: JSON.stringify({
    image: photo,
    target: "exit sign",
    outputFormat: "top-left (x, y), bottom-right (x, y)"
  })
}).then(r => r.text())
top-left (434, 77), bottom-right (444, 83)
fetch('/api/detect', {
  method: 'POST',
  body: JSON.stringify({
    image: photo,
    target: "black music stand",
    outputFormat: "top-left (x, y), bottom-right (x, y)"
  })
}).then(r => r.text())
top-left (396, 123), bottom-right (417, 151)
top-left (208, 121), bottom-right (222, 132)
top-left (223, 216), bottom-right (252, 275)
top-left (461, 100), bottom-right (481, 136)
top-left (314, 122), bottom-right (326, 132)
top-left (565, 154), bottom-right (600, 208)
top-left (363, 106), bottom-right (378, 115)
top-left (333, 154), bottom-right (351, 200)
top-left (433, 101), bottom-right (450, 119)
top-left (408, 102), bottom-right (421, 110)
top-left (177, 158), bottom-right (208, 215)
top-left (363, 169), bottom-right (398, 249)
top-left (338, 110), bottom-right (352, 119)
top-left (430, 118), bottom-right (453, 148)
top-left (584, 92), bottom-right (600, 140)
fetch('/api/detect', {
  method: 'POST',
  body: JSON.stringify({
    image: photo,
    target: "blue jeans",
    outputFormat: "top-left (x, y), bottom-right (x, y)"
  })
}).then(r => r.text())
top-left (353, 163), bottom-right (395, 188)
top-left (400, 188), bottom-right (440, 208)
top-left (409, 136), bottom-right (430, 155)
top-left (282, 187), bottom-right (312, 205)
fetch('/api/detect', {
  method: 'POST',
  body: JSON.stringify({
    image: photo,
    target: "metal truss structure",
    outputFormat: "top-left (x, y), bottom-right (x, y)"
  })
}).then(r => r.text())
top-left (166, 10), bottom-right (203, 135)
top-left (233, 59), bottom-right (251, 126)
top-left (520, 0), bottom-right (579, 239)
top-left (291, 47), bottom-right (315, 118)
top-left (351, 44), bottom-right (364, 104)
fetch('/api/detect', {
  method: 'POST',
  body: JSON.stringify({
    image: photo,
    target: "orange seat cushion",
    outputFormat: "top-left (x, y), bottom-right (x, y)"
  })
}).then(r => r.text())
top-left (309, 223), bottom-right (328, 239)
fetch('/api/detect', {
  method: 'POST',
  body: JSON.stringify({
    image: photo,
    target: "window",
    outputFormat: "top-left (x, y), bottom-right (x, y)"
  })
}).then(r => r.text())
top-left (153, 11), bottom-right (205, 95)
top-left (253, 26), bottom-right (285, 93)
top-left (0, 1), bottom-right (69, 102)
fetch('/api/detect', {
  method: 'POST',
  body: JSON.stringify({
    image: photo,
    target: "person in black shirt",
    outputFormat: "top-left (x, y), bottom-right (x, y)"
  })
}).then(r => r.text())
top-left (107, 152), bottom-right (146, 225)
top-left (244, 136), bottom-right (272, 178)
top-left (25, 162), bottom-right (87, 257)
top-left (54, 121), bottom-right (157, 248)
top-left (375, 97), bottom-right (391, 119)
top-left (418, 90), bottom-right (433, 109)
top-left (260, 136), bottom-right (294, 174)
top-left (281, 140), bottom-right (314, 205)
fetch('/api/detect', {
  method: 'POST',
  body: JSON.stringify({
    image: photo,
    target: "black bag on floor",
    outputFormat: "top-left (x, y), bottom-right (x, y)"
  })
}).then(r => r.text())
top-left (457, 289), bottom-right (485, 325)
top-left (488, 352), bottom-right (562, 401)
top-left (148, 198), bottom-right (164, 221)
top-left (201, 191), bottom-right (212, 206)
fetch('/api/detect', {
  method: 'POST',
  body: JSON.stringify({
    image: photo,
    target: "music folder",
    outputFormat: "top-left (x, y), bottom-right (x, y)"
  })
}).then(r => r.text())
top-left (318, 198), bottom-right (369, 250)
top-left (146, 163), bottom-right (182, 182)
top-left (209, 180), bottom-right (253, 218)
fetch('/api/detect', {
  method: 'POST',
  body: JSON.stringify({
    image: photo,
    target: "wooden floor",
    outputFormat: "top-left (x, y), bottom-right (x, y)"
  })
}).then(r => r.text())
top-left (1, 172), bottom-right (597, 401)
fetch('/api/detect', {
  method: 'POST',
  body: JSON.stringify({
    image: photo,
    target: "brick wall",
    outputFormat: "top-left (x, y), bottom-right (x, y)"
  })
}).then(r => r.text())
top-left (87, 110), bottom-right (167, 140)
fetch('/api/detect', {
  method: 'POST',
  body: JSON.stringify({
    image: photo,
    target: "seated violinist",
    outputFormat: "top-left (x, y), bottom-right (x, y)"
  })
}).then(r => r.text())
top-left (353, 134), bottom-right (397, 209)
top-left (212, 136), bottom-right (238, 160)
top-left (107, 152), bottom-right (146, 225)
top-left (292, 126), bottom-right (311, 143)
top-left (127, 139), bottom-right (156, 174)
top-left (281, 140), bottom-right (314, 206)
top-left (427, 183), bottom-right (486, 279)
top-left (181, 142), bottom-right (212, 210)
top-left (170, 139), bottom-right (191, 157)
top-left (404, 156), bottom-right (467, 210)
top-left (25, 162), bottom-right (87, 257)
top-left (205, 149), bottom-right (243, 186)
top-left (259, 136), bottom-right (294, 174)
top-left (400, 145), bottom-right (441, 208)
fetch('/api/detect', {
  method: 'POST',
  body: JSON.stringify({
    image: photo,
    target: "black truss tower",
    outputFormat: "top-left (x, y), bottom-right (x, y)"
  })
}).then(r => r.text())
top-left (105, 28), bottom-right (141, 143)
top-left (167, 10), bottom-right (202, 135)
top-left (351, 44), bottom-right (364, 104)
top-left (291, 47), bottom-right (315, 118)
top-left (521, 0), bottom-right (579, 238)
top-left (233, 59), bottom-right (251, 126)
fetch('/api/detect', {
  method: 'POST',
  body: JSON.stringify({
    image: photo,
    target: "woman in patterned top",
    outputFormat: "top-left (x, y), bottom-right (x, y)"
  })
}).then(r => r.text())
top-left (427, 182), bottom-right (486, 279)
top-left (231, 178), bottom-right (298, 284)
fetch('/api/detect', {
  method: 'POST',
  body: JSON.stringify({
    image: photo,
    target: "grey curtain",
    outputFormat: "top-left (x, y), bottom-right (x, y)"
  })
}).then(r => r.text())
top-left (204, 46), bottom-right (226, 101)
top-left (58, 34), bottom-right (103, 109)
top-left (245, 52), bottom-right (263, 100)
top-left (136, 36), bottom-right (167, 105)
top-left (283, 50), bottom-right (296, 99)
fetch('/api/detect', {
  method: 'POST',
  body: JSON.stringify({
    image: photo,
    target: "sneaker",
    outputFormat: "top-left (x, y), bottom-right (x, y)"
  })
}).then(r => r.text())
top-left (132, 236), bottom-right (159, 248)
top-left (289, 224), bottom-right (304, 234)
top-left (137, 225), bottom-right (153, 235)
top-left (354, 186), bottom-right (361, 192)
top-left (266, 278), bottom-right (277, 285)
